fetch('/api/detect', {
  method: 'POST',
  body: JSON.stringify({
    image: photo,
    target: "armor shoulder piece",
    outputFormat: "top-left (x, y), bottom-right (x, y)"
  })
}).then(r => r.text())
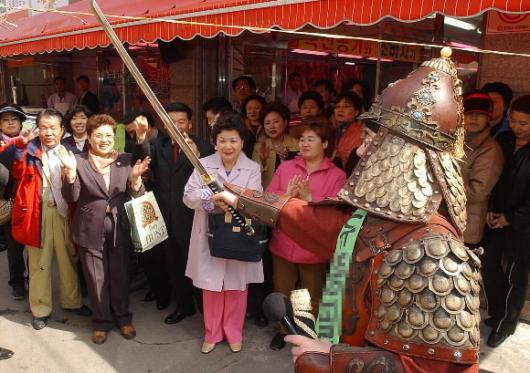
top-left (366, 233), bottom-right (481, 364)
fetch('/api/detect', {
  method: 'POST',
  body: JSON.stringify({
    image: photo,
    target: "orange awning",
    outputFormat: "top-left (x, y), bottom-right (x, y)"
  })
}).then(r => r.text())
top-left (0, 0), bottom-right (529, 57)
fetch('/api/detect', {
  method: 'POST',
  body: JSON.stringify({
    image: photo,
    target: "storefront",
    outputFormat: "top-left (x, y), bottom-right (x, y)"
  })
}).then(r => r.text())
top-left (0, 0), bottom-right (528, 131)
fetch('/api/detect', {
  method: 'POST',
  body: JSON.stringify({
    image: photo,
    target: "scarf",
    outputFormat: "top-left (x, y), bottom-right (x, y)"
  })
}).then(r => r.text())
top-left (88, 149), bottom-right (118, 174)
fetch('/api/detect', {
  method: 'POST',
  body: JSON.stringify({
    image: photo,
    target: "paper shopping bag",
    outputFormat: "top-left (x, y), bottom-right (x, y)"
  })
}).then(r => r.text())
top-left (124, 191), bottom-right (168, 252)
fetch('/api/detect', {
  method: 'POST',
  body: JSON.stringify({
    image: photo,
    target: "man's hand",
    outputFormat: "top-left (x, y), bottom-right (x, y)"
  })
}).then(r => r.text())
top-left (57, 146), bottom-right (77, 183)
top-left (489, 213), bottom-right (510, 229)
top-left (182, 133), bottom-right (200, 157)
top-left (284, 335), bottom-right (332, 363)
top-left (134, 115), bottom-right (149, 143)
top-left (19, 128), bottom-right (39, 145)
top-left (211, 191), bottom-right (238, 212)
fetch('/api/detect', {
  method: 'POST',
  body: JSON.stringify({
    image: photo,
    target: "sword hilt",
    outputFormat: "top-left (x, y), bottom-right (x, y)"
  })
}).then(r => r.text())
top-left (206, 177), bottom-right (255, 236)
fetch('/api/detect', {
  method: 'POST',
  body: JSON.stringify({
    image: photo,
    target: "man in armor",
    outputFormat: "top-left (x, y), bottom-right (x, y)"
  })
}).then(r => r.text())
top-left (212, 48), bottom-right (481, 372)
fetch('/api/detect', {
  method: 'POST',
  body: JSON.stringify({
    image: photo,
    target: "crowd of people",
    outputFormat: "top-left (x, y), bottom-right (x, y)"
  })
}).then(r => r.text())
top-left (0, 67), bottom-right (528, 366)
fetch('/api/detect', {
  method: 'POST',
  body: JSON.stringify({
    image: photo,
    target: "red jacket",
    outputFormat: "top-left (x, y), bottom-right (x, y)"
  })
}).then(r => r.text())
top-left (11, 139), bottom-right (78, 248)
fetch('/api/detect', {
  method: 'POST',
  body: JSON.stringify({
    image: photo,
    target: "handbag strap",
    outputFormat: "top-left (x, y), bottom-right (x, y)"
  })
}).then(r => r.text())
top-left (315, 209), bottom-right (367, 344)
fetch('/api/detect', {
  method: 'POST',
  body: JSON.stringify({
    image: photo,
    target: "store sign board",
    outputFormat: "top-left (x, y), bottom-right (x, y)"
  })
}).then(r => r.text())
top-left (486, 11), bottom-right (530, 34)
top-left (290, 39), bottom-right (422, 63)
top-left (294, 38), bottom-right (377, 56)
top-left (0, 0), bottom-right (29, 14)
top-left (380, 43), bottom-right (422, 63)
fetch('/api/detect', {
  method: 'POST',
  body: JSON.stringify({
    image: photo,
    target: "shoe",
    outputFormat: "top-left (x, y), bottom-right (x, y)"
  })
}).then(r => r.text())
top-left (487, 331), bottom-right (510, 347)
top-left (92, 330), bottom-right (108, 344)
top-left (32, 316), bottom-right (49, 330)
top-left (164, 307), bottom-right (196, 324)
top-left (0, 347), bottom-right (13, 360)
top-left (270, 332), bottom-right (286, 350)
top-left (201, 342), bottom-right (216, 354)
top-left (120, 324), bottom-right (136, 339)
top-left (64, 304), bottom-right (92, 317)
top-left (0, 242), bottom-right (6, 252)
top-left (484, 317), bottom-right (499, 328)
top-left (12, 286), bottom-right (25, 300)
top-left (144, 290), bottom-right (157, 302)
top-left (229, 342), bottom-right (242, 353)
top-left (156, 298), bottom-right (170, 310)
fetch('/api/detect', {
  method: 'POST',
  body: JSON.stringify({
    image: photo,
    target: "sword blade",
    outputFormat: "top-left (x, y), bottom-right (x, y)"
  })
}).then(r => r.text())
top-left (91, 0), bottom-right (208, 178)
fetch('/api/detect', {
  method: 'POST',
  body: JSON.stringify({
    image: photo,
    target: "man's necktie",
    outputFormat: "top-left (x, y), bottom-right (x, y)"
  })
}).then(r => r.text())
top-left (172, 142), bottom-right (180, 162)
top-left (47, 148), bottom-right (69, 218)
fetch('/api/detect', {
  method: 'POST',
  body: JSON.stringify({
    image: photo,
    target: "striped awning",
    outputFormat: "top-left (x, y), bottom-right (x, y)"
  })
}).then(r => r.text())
top-left (0, 0), bottom-right (529, 57)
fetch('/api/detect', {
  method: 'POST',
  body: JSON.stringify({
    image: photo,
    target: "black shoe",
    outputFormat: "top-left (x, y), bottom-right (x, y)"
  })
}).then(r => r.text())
top-left (144, 290), bottom-right (157, 302)
top-left (484, 317), bottom-right (499, 328)
top-left (270, 332), bottom-right (286, 350)
top-left (0, 242), bottom-right (6, 252)
top-left (0, 347), bottom-right (13, 360)
top-left (64, 304), bottom-right (92, 317)
top-left (487, 331), bottom-right (510, 347)
top-left (12, 286), bottom-right (25, 300)
top-left (164, 307), bottom-right (196, 324)
top-left (32, 316), bottom-right (49, 330)
top-left (156, 298), bottom-right (170, 310)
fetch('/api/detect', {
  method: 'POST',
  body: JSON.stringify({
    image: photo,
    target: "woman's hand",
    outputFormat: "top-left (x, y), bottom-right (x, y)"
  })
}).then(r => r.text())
top-left (284, 335), bottom-right (332, 363)
top-left (211, 191), bottom-right (239, 212)
top-left (134, 115), bottom-right (149, 143)
top-left (131, 156), bottom-right (151, 190)
top-left (286, 175), bottom-right (302, 197)
top-left (57, 146), bottom-right (77, 183)
top-left (259, 140), bottom-right (270, 165)
top-left (297, 178), bottom-right (312, 201)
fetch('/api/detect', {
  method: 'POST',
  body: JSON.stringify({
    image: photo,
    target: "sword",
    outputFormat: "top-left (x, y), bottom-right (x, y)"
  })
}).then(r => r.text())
top-left (91, 0), bottom-right (254, 235)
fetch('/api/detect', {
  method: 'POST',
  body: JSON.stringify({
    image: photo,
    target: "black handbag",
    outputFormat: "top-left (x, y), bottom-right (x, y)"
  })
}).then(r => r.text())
top-left (207, 212), bottom-right (268, 262)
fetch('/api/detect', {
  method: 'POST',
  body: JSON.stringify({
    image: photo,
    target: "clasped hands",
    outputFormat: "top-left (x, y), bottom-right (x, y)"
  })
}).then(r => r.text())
top-left (286, 174), bottom-right (312, 201)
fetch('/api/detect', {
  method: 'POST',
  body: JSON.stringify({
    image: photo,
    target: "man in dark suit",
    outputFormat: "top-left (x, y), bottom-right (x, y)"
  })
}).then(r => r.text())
top-left (145, 102), bottom-right (214, 324)
top-left (76, 75), bottom-right (100, 114)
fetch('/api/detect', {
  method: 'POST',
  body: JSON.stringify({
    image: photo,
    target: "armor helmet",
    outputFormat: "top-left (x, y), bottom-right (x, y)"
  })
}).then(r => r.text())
top-left (338, 48), bottom-right (467, 234)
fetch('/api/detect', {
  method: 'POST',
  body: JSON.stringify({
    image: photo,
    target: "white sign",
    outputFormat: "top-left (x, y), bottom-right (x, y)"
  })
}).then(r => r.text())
top-left (29, 0), bottom-right (69, 16)
top-left (486, 11), bottom-right (530, 34)
top-left (0, 0), bottom-right (29, 14)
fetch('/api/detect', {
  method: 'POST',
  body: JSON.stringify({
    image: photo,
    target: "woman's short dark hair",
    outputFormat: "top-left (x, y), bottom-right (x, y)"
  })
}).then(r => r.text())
top-left (335, 92), bottom-right (364, 113)
top-left (211, 112), bottom-right (246, 143)
top-left (298, 91), bottom-right (324, 111)
top-left (241, 94), bottom-right (266, 120)
top-left (260, 102), bottom-right (290, 125)
top-left (313, 79), bottom-right (334, 94)
top-left (87, 114), bottom-right (117, 136)
top-left (63, 105), bottom-right (92, 133)
top-left (202, 96), bottom-right (232, 115)
top-left (342, 78), bottom-right (371, 109)
top-left (231, 75), bottom-right (256, 91)
top-left (299, 116), bottom-right (335, 157)
top-left (510, 95), bottom-right (530, 115)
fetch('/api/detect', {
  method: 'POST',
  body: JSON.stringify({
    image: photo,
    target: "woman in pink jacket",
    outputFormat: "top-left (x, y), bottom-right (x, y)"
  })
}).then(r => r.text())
top-left (266, 117), bottom-right (346, 350)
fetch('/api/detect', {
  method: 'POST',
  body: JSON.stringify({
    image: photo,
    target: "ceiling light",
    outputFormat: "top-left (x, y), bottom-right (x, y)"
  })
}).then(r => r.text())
top-left (338, 53), bottom-right (364, 59)
top-left (345, 62), bottom-right (356, 66)
top-left (444, 17), bottom-right (476, 31)
top-left (290, 49), bottom-right (329, 56)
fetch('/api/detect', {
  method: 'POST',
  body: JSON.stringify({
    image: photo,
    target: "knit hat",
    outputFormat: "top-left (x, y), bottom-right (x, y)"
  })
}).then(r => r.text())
top-left (464, 91), bottom-right (492, 118)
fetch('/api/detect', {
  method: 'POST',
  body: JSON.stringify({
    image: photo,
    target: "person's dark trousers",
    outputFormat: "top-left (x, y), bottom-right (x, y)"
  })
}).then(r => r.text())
top-left (80, 215), bottom-right (132, 331)
top-left (483, 227), bottom-right (530, 334)
top-left (3, 223), bottom-right (25, 291)
top-left (140, 242), bottom-right (170, 301)
top-left (163, 221), bottom-right (195, 314)
top-left (247, 246), bottom-right (273, 320)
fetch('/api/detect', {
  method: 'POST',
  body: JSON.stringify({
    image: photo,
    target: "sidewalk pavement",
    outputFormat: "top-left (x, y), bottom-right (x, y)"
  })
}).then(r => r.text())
top-left (0, 250), bottom-right (528, 373)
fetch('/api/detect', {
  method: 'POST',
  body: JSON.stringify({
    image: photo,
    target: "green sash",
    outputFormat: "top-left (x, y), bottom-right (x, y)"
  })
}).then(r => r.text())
top-left (316, 209), bottom-right (367, 344)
